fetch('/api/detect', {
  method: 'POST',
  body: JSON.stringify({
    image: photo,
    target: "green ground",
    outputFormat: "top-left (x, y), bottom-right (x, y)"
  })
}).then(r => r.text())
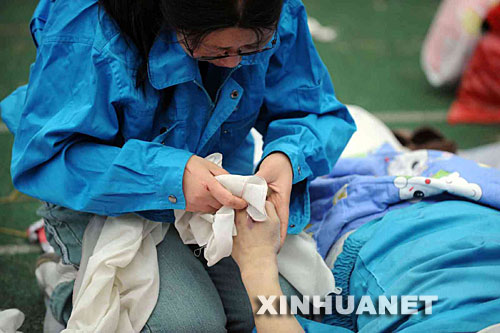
top-left (0, 0), bottom-right (499, 331)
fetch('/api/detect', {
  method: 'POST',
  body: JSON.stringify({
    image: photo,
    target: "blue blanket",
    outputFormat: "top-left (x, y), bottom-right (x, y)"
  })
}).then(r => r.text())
top-left (308, 145), bottom-right (500, 257)
top-left (299, 200), bottom-right (500, 332)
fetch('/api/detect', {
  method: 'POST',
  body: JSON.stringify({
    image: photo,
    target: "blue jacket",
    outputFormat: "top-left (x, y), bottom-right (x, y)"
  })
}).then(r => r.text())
top-left (0, 0), bottom-right (355, 231)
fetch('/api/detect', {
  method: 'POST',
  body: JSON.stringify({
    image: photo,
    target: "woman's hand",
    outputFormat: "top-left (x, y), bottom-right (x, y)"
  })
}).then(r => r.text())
top-left (255, 152), bottom-right (293, 249)
top-left (232, 201), bottom-right (281, 272)
top-left (183, 155), bottom-right (248, 213)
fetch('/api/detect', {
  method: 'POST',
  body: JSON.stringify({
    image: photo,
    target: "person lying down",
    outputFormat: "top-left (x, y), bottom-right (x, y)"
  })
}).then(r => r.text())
top-left (234, 201), bottom-right (500, 333)
top-left (232, 148), bottom-right (500, 333)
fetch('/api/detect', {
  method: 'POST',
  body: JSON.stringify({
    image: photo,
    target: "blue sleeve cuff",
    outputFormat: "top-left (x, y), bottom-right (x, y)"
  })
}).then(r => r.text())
top-left (258, 141), bottom-right (312, 185)
top-left (134, 146), bottom-right (193, 223)
top-left (154, 145), bottom-right (194, 210)
top-left (255, 144), bottom-right (311, 234)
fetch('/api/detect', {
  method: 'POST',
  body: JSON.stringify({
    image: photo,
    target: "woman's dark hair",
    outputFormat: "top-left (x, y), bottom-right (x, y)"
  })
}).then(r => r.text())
top-left (98, 0), bottom-right (284, 90)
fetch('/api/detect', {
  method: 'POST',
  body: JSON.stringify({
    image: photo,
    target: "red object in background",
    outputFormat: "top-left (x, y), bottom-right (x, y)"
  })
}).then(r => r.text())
top-left (486, 3), bottom-right (500, 34)
top-left (448, 3), bottom-right (500, 124)
top-left (27, 219), bottom-right (54, 253)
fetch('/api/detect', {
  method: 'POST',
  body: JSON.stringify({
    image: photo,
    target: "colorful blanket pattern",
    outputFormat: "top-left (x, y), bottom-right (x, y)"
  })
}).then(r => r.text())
top-left (308, 144), bottom-right (500, 257)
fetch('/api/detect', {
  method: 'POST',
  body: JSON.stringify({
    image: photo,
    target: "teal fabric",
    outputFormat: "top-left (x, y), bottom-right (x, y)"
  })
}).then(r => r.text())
top-left (321, 201), bottom-right (500, 332)
top-left (325, 229), bottom-right (373, 330)
top-left (295, 316), bottom-right (353, 333)
top-left (355, 201), bottom-right (500, 332)
top-left (0, 0), bottom-right (355, 231)
top-left (49, 280), bottom-right (74, 325)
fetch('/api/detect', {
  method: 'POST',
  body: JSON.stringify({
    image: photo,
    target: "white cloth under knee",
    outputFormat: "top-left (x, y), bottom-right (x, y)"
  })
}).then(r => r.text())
top-left (0, 309), bottom-right (24, 333)
top-left (64, 215), bottom-right (168, 333)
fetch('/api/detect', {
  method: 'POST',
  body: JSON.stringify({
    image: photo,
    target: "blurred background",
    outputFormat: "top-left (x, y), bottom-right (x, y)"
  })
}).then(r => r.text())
top-left (1, 0), bottom-right (499, 330)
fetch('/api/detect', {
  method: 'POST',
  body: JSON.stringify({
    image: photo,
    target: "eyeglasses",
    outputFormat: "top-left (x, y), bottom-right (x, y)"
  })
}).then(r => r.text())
top-left (183, 32), bottom-right (277, 61)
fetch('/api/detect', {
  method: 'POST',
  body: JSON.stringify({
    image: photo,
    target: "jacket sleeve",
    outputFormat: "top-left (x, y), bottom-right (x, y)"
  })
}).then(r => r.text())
top-left (11, 40), bottom-right (193, 217)
top-left (255, 0), bottom-right (356, 233)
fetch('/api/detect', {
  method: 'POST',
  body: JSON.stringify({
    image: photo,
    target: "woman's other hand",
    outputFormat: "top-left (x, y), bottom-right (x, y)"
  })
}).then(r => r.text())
top-left (255, 152), bottom-right (293, 249)
top-left (232, 201), bottom-right (280, 272)
top-left (183, 155), bottom-right (248, 213)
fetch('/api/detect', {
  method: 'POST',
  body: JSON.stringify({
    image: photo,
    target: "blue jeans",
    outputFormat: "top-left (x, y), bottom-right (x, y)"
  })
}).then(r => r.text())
top-left (39, 203), bottom-right (298, 332)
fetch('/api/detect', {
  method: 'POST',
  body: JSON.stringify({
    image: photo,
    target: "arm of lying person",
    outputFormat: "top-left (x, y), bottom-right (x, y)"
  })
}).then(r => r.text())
top-left (232, 201), bottom-right (304, 333)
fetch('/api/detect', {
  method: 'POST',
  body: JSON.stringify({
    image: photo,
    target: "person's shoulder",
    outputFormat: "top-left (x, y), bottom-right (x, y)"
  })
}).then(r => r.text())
top-left (278, 0), bottom-right (307, 31)
top-left (39, 0), bottom-right (125, 54)
top-left (40, 0), bottom-right (96, 44)
top-left (31, 0), bottom-right (140, 95)
top-left (281, 0), bottom-right (306, 16)
top-left (275, 0), bottom-right (307, 39)
top-left (283, 0), bottom-right (305, 10)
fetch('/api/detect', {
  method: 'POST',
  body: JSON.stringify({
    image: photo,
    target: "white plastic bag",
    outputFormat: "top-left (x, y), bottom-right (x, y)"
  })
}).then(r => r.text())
top-left (421, 0), bottom-right (498, 87)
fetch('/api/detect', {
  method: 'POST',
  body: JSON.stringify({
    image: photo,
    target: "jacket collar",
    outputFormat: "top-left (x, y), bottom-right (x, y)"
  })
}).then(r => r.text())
top-left (148, 30), bottom-right (198, 90)
top-left (147, 29), bottom-right (272, 90)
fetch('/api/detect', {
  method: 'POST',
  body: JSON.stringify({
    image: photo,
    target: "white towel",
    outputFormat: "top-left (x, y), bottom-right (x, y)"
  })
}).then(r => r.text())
top-left (0, 309), bottom-right (24, 333)
top-left (278, 232), bottom-right (341, 300)
top-left (64, 215), bottom-right (168, 333)
top-left (175, 153), bottom-right (268, 266)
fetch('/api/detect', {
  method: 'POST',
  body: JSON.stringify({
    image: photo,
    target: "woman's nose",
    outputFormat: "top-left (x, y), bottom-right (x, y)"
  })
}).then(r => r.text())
top-left (213, 56), bottom-right (242, 68)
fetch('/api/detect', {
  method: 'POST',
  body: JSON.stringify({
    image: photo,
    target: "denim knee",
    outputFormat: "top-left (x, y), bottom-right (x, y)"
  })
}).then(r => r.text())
top-left (142, 307), bottom-right (227, 333)
top-left (37, 202), bottom-right (94, 267)
top-left (227, 316), bottom-right (255, 333)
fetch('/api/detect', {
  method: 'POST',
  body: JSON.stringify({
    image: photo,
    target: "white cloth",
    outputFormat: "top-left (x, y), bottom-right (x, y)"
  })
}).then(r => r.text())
top-left (478, 323), bottom-right (500, 333)
top-left (324, 230), bottom-right (356, 270)
top-left (307, 17), bottom-right (338, 43)
top-left (253, 106), bottom-right (406, 163)
top-left (0, 309), bottom-right (24, 333)
top-left (64, 215), bottom-right (168, 333)
top-left (277, 232), bottom-right (341, 300)
top-left (175, 153), bottom-right (268, 266)
top-left (459, 141), bottom-right (500, 169)
top-left (34, 253), bottom-right (76, 333)
top-left (341, 105), bottom-right (406, 158)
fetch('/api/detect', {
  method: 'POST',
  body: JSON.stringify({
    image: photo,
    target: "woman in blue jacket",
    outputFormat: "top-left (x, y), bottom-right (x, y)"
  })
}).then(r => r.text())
top-left (1, 0), bottom-right (355, 330)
